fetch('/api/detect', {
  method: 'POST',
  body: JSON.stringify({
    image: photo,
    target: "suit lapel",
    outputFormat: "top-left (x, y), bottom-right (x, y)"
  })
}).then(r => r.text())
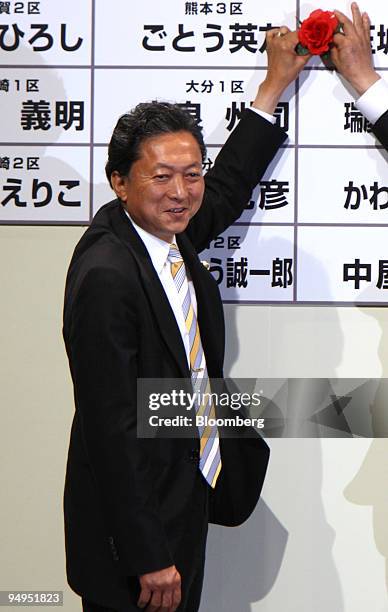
top-left (110, 202), bottom-right (190, 379)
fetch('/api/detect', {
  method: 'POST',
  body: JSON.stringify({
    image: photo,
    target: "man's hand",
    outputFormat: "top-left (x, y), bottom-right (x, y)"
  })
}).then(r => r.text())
top-left (331, 2), bottom-right (380, 95)
top-left (137, 565), bottom-right (181, 612)
top-left (253, 27), bottom-right (311, 115)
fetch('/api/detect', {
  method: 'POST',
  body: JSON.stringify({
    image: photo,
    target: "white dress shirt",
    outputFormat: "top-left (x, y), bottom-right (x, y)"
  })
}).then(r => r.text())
top-left (356, 77), bottom-right (388, 125)
top-left (249, 106), bottom-right (276, 124)
top-left (125, 212), bottom-right (196, 368)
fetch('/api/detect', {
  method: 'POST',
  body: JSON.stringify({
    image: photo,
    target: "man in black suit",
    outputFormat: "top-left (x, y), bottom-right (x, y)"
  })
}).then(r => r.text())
top-left (63, 28), bottom-right (310, 612)
top-left (331, 2), bottom-right (388, 149)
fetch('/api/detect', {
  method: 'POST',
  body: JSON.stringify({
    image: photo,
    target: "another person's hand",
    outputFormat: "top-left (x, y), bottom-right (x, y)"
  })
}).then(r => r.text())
top-left (138, 565), bottom-right (181, 612)
top-left (331, 2), bottom-right (380, 95)
top-left (253, 27), bottom-right (311, 114)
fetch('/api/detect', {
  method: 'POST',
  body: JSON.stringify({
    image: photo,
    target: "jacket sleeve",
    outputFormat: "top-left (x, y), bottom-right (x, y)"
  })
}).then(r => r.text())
top-left (66, 265), bottom-right (173, 577)
top-left (185, 109), bottom-right (288, 253)
top-left (372, 109), bottom-right (388, 151)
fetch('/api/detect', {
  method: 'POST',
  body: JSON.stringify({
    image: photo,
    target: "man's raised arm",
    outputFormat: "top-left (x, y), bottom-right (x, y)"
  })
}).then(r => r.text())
top-left (187, 26), bottom-right (311, 252)
top-left (331, 2), bottom-right (388, 150)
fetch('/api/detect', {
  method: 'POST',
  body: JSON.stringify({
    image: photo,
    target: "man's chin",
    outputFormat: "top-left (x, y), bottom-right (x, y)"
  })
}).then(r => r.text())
top-left (164, 212), bottom-right (191, 232)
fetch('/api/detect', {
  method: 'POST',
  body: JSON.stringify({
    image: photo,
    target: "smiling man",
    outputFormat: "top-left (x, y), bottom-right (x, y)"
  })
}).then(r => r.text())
top-left (110, 126), bottom-right (205, 243)
top-left (63, 27), bottom-right (310, 612)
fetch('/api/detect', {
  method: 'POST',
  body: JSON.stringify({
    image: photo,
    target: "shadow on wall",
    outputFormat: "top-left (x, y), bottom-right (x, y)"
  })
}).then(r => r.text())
top-left (345, 288), bottom-right (388, 596)
top-left (200, 499), bottom-right (288, 611)
top-left (199, 236), bottom-right (345, 612)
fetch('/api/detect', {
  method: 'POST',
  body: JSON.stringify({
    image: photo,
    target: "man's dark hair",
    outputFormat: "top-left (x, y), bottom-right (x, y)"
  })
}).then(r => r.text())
top-left (105, 101), bottom-right (206, 186)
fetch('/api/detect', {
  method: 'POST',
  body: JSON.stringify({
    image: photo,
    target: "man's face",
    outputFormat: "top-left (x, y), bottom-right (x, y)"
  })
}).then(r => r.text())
top-left (112, 130), bottom-right (205, 243)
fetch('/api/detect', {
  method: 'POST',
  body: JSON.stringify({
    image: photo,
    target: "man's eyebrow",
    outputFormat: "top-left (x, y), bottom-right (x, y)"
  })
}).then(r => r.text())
top-left (153, 162), bottom-right (202, 170)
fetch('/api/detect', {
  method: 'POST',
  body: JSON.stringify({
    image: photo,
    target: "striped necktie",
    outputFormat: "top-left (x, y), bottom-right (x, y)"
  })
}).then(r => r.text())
top-left (168, 243), bottom-right (222, 488)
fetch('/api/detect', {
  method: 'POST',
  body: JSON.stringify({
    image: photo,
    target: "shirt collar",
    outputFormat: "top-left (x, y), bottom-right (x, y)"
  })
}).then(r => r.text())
top-left (124, 209), bottom-right (174, 275)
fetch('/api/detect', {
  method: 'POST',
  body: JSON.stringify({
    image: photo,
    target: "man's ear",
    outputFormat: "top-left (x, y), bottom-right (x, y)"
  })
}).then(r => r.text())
top-left (110, 171), bottom-right (128, 203)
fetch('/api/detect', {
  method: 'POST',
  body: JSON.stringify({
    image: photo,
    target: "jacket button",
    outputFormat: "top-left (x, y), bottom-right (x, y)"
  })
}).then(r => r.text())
top-left (188, 449), bottom-right (200, 462)
top-left (108, 536), bottom-right (119, 561)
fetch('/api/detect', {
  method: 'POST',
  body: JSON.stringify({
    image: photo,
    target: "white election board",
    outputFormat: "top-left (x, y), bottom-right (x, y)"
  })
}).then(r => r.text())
top-left (0, 0), bottom-right (387, 304)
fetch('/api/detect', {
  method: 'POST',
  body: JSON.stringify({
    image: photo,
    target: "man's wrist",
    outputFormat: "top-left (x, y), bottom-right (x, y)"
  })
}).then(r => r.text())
top-left (252, 80), bottom-right (284, 115)
top-left (349, 70), bottom-right (380, 97)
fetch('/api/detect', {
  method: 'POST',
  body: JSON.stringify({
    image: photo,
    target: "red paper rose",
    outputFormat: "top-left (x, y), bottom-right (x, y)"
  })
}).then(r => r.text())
top-left (298, 9), bottom-right (339, 55)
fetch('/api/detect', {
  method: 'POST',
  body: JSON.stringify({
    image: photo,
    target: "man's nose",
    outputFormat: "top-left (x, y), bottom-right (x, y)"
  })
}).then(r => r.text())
top-left (168, 175), bottom-right (188, 201)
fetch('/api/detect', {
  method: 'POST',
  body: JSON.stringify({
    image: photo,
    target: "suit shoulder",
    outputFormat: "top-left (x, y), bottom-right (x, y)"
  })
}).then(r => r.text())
top-left (64, 230), bottom-right (139, 310)
top-left (68, 200), bottom-right (137, 275)
top-left (70, 231), bottom-right (134, 277)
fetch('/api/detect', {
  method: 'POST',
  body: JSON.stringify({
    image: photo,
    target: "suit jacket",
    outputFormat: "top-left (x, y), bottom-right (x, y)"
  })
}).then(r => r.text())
top-left (63, 110), bottom-right (287, 607)
top-left (373, 109), bottom-right (388, 151)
